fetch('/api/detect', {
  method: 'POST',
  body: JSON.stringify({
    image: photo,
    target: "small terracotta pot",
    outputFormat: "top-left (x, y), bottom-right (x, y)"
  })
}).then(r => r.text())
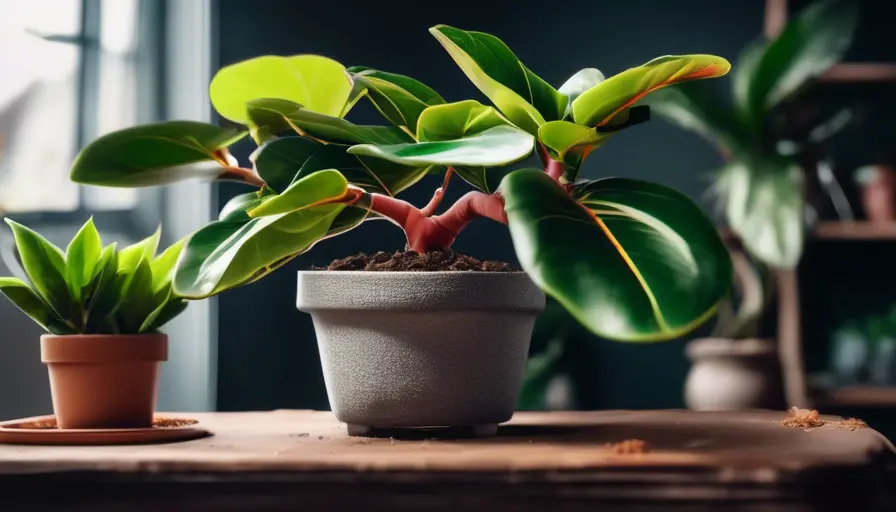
top-left (40, 334), bottom-right (168, 429)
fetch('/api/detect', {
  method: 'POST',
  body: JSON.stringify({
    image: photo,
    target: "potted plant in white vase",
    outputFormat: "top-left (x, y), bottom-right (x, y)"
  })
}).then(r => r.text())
top-left (650, 0), bottom-right (858, 410)
top-left (70, 26), bottom-right (735, 436)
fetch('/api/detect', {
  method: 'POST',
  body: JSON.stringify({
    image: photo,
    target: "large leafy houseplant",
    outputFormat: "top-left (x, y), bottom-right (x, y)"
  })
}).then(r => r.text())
top-left (71, 26), bottom-right (733, 343)
top-left (650, 0), bottom-right (857, 340)
top-left (0, 218), bottom-right (185, 428)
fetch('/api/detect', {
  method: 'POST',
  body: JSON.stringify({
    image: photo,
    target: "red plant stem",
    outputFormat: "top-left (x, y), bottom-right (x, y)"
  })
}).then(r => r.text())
top-left (219, 166), bottom-right (266, 188)
top-left (369, 190), bottom-right (506, 253)
top-left (546, 158), bottom-right (565, 183)
top-left (420, 166), bottom-right (455, 217)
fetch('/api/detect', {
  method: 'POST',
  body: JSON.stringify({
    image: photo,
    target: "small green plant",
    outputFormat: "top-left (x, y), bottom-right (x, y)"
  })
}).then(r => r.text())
top-left (651, 0), bottom-right (857, 339)
top-left (0, 218), bottom-right (186, 334)
top-left (651, 0), bottom-right (857, 269)
top-left (67, 25), bottom-right (735, 342)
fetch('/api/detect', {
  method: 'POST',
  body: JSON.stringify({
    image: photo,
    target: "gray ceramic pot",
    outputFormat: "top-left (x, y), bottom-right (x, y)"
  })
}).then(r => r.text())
top-left (297, 271), bottom-right (545, 437)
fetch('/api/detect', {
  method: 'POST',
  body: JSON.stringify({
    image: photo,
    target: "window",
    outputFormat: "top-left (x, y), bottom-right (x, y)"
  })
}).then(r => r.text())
top-left (0, 0), bottom-right (156, 214)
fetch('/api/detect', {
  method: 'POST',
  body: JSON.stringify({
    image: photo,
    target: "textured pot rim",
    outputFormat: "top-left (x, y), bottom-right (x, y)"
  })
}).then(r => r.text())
top-left (686, 337), bottom-right (777, 360)
top-left (41, 334), bottom-right (168, 363)
top-left (297, 270), bottom-right (545, 312)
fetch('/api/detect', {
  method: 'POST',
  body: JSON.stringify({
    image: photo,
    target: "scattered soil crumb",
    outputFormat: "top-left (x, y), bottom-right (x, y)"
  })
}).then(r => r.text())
top-left (289, 432), bottom-right (310, 438)
top-left (837, 418), bottom-right (868, 431)
top-left (780, 407), bottom-right (825, 428)
top-left (319, 249), bottom-right (517, 272)
top-left (609, 439), bottom-right (650, 454)
top-left (317, 436), bottom-right (327, 440)
top-left (350, 439), bottom-right (373, 446)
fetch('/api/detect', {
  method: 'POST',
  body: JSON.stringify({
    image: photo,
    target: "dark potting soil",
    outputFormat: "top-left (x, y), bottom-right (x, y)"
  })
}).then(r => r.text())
top-left (318, 249), bottom-right (518, 272)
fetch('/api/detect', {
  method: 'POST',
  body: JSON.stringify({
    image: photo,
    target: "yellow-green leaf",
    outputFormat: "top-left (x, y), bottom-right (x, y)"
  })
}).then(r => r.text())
top-left (572, 54), bottom-right (731, 127)
top-left (210, 55), bottom-right (353, 123)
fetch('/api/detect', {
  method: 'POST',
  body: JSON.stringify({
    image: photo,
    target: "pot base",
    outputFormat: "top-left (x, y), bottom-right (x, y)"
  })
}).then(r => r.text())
top-left (346, 423), bottom-right (499, 439)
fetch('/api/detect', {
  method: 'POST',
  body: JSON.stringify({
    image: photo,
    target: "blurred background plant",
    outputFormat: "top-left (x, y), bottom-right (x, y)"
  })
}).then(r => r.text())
top-left (830, 307), bottom-right (896, 387)
top-left (650, 0), bottom-right (858, 340)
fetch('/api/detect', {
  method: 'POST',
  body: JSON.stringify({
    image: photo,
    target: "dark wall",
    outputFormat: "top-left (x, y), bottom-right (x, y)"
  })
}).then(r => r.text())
top-left (214, 0), bottom-right (764, 411)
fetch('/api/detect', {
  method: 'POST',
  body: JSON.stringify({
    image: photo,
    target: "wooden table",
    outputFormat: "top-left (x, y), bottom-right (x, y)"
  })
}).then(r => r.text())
top-left (0, 410), bottom-right (893, 511)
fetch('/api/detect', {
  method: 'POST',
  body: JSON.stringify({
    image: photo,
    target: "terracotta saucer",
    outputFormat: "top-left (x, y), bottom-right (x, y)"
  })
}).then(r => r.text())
top-left (0, 415), bottom-right (211, 445)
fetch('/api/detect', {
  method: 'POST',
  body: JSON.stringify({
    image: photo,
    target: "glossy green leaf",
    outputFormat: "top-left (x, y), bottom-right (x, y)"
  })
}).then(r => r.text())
top-left (746, 0), bottom-right (857, 115)
top-left (248, 169), bottom-right (349, 217)
top-left (141, 296), bottom-right (188, 333)
top-left (70, 121), bottom-right (246, 187)
top-left (347, 66), bottom-right (445, 132)
top-left (0, 277), bottom-right (74, 334)
top-left (253, 136), bottom-right (431, 196)
top-left (5, 219), bottom-right (74, 322)
top-left (572, 54), bottom-right (731, 128)
top-left (64, 217), bottom-right (103, 302)
top-left (210, 54), bottom-right (352, 123)
top-left (246, 98), bottom-right (412, 146)
top-left (151, 239), bottom-right (185, 293)
top-left (712, 159), bottom-right (805, 268)
top-left (429, 25), bottom-right (566, 134)
top-left (119, 227), bottom-right (161, 271)
top-left (349, 125), bottom-right (532, 169)
top-left (173, 171), bottom-right (357, 298)
top-left (219, 193), bottom-right (265, 222)
top-left (501, 169), bottom-right (731, 341)
top-left (347, 101), bottom-right (534, 177)
top-left (114, 257), bottom-right (156, 334)
top-left (558, 68), bottom-right (605, 115)
top-left (84, 247), bottom-right (124, 332)
top-left (538, 121), bottom-right (609, 171)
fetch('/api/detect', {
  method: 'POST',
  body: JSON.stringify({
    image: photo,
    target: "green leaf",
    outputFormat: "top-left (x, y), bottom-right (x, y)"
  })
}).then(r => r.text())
top-left (253, 136), bottom-right (431, 196)
top-left (557, 68), bottom-right (605, 114)
top-left (429, 25), bottom-right (566, 134)
top-left (746, 0), bottom-right (857, 115)
top-left (209, 54), bottom-right (353, 123)
top-left (119, 227), bottom-right (161, 271)
top-left (219, 192), bottom-right (265, 221)
top-left (347, 66), bottom-right (445, 132)
top-left (246, 98), bottom-right (412, 145)
top-left (70, 121), bottom-right (247, 187)
top-left (173, 171), bottom-right (359, 298)
top-left (0, 277), bottom-right (74, 334)
top-left (349, 125), bottom-right (533, 169)
top-left (141, 296), bottom-right (188, 333)
top-left (84, 247), bottom-right (124, 332)
top-left (115, 257), bottom-right (157, 334)
top-left (151, 239), bottom-right (185, 293)
top-left (649, 80), bottom-right (746, 155)
top-left (501, 169), bottom-right (731, 341)
top-left (732, 38), bottom-right (768, 119)
top-left (538, 121), bottom-right (610, 170)
top-left (5, 219), bottom-right (74, 322)
top-left (712, 158), bottom-right (805, 268)
top-left (248, 169), bottom-right (350, 217)
top-left (65, 217), bottom-right (103, 302)
top-left (572, 54), bottom-right (731, 128)
top-left (347, 101), bottom-right (534, 180)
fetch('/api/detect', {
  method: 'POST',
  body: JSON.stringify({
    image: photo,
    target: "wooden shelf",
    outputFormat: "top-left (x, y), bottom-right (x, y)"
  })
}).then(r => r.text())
top-left (813, 221), bottom-right (896, 240)
top-left (821, 63), bottom-right (896, 83)
top-left (814, 385), bottom-right (896, 409)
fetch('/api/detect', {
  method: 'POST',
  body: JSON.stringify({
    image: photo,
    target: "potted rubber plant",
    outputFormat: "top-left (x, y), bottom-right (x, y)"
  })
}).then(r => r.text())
top-left (650, 0), bottom-right (857, 410)
top-left (70, 26), bottom-right (733, 436)
top-left (0, 218), bottom-right (186, 428)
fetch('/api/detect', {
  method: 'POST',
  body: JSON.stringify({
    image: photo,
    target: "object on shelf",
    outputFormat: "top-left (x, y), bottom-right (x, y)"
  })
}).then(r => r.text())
top-left (855, 165), bottom-right (896, 223)
top-left (0, 415), bottom-right (209, 445)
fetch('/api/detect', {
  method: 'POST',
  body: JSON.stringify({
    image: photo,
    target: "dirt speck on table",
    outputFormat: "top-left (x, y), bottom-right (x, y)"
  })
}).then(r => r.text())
top-left (780, 407), bottom-right (825, 428)
top-left (609, 439), bottom-right (650, 454)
